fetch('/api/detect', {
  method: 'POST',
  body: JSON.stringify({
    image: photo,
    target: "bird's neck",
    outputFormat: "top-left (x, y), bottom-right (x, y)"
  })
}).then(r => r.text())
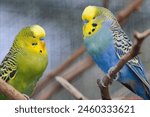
top-left (84, 24), bottom-right (113, 55)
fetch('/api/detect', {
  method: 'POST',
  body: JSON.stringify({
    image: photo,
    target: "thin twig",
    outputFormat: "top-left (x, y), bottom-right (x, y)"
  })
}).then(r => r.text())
top-left (103, 0), bottom-right (109, 8)
top-left (0, 79), bottom-right (27, 100)
top-left (117, 0), bottom-right (144, 24)
top-left (56, 76), bottom-right (88, 100)
top-left (97, 28), bottom-right (150, 100)
top-left (134, 29), bottom-right (150, 39)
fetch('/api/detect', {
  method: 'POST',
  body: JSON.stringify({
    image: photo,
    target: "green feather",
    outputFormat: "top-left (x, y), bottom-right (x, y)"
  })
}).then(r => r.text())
top-left (0, 25), bottom-right (48, 99)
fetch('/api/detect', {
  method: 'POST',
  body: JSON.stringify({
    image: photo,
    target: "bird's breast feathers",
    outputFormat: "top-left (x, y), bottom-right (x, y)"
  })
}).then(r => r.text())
top-left (16, 49), bottom-right (48, 76)
top-left (84, 23), bottom-right (113, 54)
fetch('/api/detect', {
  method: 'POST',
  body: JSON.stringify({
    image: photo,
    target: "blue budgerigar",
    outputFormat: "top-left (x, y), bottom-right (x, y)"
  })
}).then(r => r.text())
top-left (82, 6), bottom-right (150, 99)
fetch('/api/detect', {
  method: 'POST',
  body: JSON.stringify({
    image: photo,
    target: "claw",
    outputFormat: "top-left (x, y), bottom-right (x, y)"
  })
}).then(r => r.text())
top-left (23, 94), bottom-right (30, 100)
top-left (108, 67), bottom-right (119, 81)
top-left (100, 79), bottom-right (107, 87)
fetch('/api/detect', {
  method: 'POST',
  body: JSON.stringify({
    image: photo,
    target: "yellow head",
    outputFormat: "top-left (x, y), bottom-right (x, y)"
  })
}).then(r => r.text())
top-left (15, 25), bottom-right (47, 54)
top-left (82, 6), bottom-right (101, 21)
top-left (82, 6), bottom-right (115, 38)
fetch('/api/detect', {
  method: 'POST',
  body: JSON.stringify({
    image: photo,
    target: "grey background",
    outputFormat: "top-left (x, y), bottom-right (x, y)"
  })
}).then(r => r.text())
top-left (0, 0), bottom-right (150, 99)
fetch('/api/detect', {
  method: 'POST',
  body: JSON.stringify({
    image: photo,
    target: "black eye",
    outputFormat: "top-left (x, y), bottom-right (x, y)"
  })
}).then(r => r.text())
top-left (93, 17), bottom-right (95, 19)
top-left (32, 43), bottom-right (38, 46)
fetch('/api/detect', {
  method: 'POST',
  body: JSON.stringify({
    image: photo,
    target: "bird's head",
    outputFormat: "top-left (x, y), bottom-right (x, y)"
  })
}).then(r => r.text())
top-left (82, 6), bottom-right (115, 38)
top-left (15, 25), bottom-right (47, 54)
top-left (82, 6), bottom-right (100, 22)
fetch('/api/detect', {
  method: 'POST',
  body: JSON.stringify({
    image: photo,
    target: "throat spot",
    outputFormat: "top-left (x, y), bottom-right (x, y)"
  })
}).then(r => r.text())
top-left (92, 28), bottom-right (95, 32)
top-left (84, 22), bottom-right (100, 37)
top-left (40, 50), bottom-right (42, 53)
top-left (88, 25), bottom-right (97, 35)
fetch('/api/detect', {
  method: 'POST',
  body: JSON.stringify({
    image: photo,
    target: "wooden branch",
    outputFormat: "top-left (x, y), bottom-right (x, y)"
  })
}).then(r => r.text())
top-left (117, 0), bottom-right (144, 24)
top-left (97, 80), bottom-right (111, 100)
top-left (97, 28), bottom-right (150, 100)
top-left (55, 76), bottom-right (88, 100)
top-left (34, 46), bottom-right (86, 93)
top-left (103, 0), bottom-right (109, 8)
top-left (134, 29), bottom-right (150, 39)
top-left (33, 57), bottom-right (93, 99)
top-left (0, 79), bottom-right (27, 100)
top-left (61, 57), bottom-right (94, 79)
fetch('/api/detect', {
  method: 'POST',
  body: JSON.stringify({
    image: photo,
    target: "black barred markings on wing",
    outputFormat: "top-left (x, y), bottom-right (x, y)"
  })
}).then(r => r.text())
top-left (110, 20), bottom-right (139, 65)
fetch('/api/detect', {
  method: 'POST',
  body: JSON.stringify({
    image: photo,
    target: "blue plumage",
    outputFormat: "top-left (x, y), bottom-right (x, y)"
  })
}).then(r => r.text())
top-left (84, 19), bottom-right (150, 99)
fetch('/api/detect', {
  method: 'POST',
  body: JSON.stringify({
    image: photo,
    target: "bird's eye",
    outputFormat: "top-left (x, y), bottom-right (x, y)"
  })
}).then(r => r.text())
top-left (93, 17), bottom-right (95, 19)
top-left (32, 42), bottom-right (38, 46)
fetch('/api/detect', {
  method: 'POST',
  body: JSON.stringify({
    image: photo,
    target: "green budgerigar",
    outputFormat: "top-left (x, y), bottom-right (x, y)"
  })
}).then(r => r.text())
top-left (0, 25), bottom-right (48, 99)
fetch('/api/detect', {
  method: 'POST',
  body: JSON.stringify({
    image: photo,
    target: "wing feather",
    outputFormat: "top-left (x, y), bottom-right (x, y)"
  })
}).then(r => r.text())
top-left (111, 22), bottom-right (150, 89)
top-left (0, 53), bottom-right (17, 82)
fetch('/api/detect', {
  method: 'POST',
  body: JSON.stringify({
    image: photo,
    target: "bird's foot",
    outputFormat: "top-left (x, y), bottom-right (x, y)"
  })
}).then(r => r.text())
top-left (100, 78), bottom-right (107, 87)
top-left (23, 94), bottom-right (30, 100)
top-left (107, 67), bottom-right (119, 81)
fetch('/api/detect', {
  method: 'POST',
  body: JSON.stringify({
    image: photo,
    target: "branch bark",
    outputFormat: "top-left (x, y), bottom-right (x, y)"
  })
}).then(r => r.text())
top-left (0, 79), bottom-right (27, 100)
top-left (117, 0), bottom-right (144, 24)
top-left (56, 76), bottom-right (88, 100)
top-left (97, 28), bottom-right (150, 100)
top-left (103, 0), bottom-right (109, 8)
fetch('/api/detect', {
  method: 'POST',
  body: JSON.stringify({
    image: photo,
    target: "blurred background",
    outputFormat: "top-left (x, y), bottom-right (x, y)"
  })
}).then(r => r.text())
top-left (0, 0), bottom-right (150, 99)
